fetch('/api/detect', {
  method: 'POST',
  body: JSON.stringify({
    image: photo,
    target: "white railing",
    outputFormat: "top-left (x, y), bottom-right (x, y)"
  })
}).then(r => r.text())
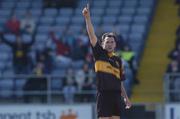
top-left (164, 73), bottom-right (180, 102)
top-left (0, 74), bottom-right (96, 104)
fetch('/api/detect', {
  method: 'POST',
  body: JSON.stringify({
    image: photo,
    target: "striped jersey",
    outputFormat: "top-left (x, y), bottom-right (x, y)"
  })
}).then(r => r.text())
top-left (92, 43), bottom-right (125, 91)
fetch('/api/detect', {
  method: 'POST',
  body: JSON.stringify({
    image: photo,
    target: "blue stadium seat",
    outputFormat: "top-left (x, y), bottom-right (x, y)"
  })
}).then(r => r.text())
top-left (15, 79), bottom-right (26, 90)
top-left (71, 16), bottom-right (84, 25)
top-left (92, 0), bottom-right (107, 8)
top-left (105, 8), bottom-right (120, 16)
top-left (136, 7), bottom-right (152, 16)
top-left (139, 0), bottom-right (155, 7)
top-left (31, 2), bottom-right (42, 8)
top-left (44, 8), bottom-right (58, 17)
top-left (55, 16), bottom-right (70, 25)
top-left (4, 34), bottom-right (16, 42)
top-left (130, 24), bottom-right (147, 35)
top-left (0, 53), bottom-right (10, 61)
top-left (77, 0), bottom-right (89, 6)
top-left (0, 79), bottom-right (14, 89)
top-left (0, 44), bottom-right (11, 52)
top-left (16, 2), bottom-right (31, 9)
top-left (22, 34), bottom-right (32, 43)
top-left (115, 24), bottom-right (130, 34)
top-left (129, 33), bottom-right (144, 43)
top-left (133, 15), bottom-right (149, 25)
top-left (91, 8), bottom-right (104, 16)
top-left (108, 0), bottom-right (123, 7)
top-left (91, 16), bottom-right (102, 26)
top-left (35, 44), bottom-right (46, 51)
top-left (14, 10), bottom-right (27, 18)
top-left (74, 8), bottom-right (83, 16)
top-left (5, 61), bottom-right (13, 70)
top-left (121, 7), bottom-right (136, 16)
top-left (0, 79), bottom-right (14, 98)
top-left (0, 62), bottom-right (6, 71)
top-left (2, 69), bottom-right (14, 77)
top-left (101, 25), bottom-right (115, 32)
top-left (39, 17), bottom-right (55, 25)
top-left (0, 9), bottom-right (11, 18)
top-left (59, 8), bottom-right (73, 17)
top-left (71, 61), bottom-right (84, 69)
top-left (0, 18), bottom-right (7, 27)
top-left (29, 9), bottom-right (42, 17)
top-left (102, 16), bottom-right (117, 24)
top-left (36, 25), bottom-right (51, 34)
top-left (68, 25), bottom-right (82, 34)
top-left (51, 25), bottom-right (67, 34)
top-left (35, 34), bottom-right (48, 44)
top-left (124, 0), bottom-right (138, 7)
top-left (1, 2), bottom-right (15, 9)
top-left (52, 69), bottom-right (66, 77)
top-left (55, 62), bottom-right (71, 70)
top-left (118, 15), bottom-right (133, 24)
top-left (51, 78), bottom-right (63, 90)
top-left (15, 78), bottom-right (26, 97)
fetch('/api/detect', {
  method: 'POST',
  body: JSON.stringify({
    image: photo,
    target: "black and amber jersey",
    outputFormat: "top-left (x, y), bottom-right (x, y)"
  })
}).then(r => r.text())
top-left (92, 43), bottom-right (125, 92)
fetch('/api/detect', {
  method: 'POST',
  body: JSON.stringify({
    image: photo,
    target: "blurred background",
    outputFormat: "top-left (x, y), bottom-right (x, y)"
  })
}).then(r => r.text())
top-left (0, 0), bottom-right (179, 119)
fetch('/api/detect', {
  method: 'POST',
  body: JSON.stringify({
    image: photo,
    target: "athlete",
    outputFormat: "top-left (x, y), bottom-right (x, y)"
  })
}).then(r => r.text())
top-left (82, 4), bottom-right (132, 119)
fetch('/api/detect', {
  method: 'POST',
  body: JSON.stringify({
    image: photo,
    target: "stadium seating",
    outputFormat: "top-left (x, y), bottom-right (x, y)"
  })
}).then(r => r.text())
top-left (0, 0), bottom-right (155, 99)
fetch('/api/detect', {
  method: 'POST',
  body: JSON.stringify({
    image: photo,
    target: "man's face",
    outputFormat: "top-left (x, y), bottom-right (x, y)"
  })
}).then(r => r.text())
top-left (102, 37), bottom-right (116, 52)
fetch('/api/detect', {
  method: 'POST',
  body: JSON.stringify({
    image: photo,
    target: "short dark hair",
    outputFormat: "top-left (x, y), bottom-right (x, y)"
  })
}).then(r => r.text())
top-left (99, 32), bottom-right (117, 44)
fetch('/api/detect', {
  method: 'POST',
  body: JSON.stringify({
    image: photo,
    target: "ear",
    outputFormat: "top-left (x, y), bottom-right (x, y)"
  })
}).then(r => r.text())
top-left (100, 40), bottom-right (105, 49)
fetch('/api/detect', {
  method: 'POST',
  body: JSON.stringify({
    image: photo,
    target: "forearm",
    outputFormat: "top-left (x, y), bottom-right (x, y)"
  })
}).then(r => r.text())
top-left (121, 83), bottom-right (129, 101)
top-left (85, 16), bottom-right (97, 46)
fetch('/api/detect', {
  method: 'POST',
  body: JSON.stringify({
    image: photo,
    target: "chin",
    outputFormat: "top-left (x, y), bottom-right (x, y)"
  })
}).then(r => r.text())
top-left (107, 50), bottom-right (113, 53)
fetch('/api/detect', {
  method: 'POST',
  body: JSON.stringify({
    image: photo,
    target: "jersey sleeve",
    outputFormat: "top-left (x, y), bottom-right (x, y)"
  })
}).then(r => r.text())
top-left (91, 42), bottom-right (106, 60)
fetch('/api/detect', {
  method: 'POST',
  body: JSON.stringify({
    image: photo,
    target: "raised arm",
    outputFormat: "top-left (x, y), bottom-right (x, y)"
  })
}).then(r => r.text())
top-left (82, 4), bottom-right (97, 47)
top-left (0, 33), bottom-right (14, 47)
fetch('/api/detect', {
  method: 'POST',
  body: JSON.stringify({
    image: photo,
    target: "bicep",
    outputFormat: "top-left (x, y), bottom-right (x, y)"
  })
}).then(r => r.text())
top-left (90, 36), bottom-right (97, 47)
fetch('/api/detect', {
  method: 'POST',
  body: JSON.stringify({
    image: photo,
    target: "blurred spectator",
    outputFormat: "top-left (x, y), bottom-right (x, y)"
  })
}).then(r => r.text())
top-left (62, 67), bottom-right (78, 103)
top-left (75, 63), bottom-right (95, 102)
top-left (75, 63), bottom-right (90, 90)
top-left (5, 13), bottom-right (20, 35)
top-left (81, 77), bottom-right (95, 102)
top-left (166, 60), bottom-right (180, 101)
top-left (49, 31), bottom-right (72, 64)
top-left (166, 60), bottom-right (180, 73)
top-left (168, 43), bottom-right (180, 62)
top-left (35, 47), bottom-right (54, 74)
top-left (20, 11), bottom-right (35, 34)
top-left (23, 62), bottom-right (47, 103)
top-left (116, 45), bottom-right (140, 84)
top-left (62, 77), bottom-right (77, 103)
top-left (0, 33), bottom-right (35, 74)
top-left (71, 39), bottom-right (88, 61)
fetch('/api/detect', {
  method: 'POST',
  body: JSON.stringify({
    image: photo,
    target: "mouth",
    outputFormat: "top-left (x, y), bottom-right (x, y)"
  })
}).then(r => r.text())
top-left (107, 47), bottom-right (113, 51)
